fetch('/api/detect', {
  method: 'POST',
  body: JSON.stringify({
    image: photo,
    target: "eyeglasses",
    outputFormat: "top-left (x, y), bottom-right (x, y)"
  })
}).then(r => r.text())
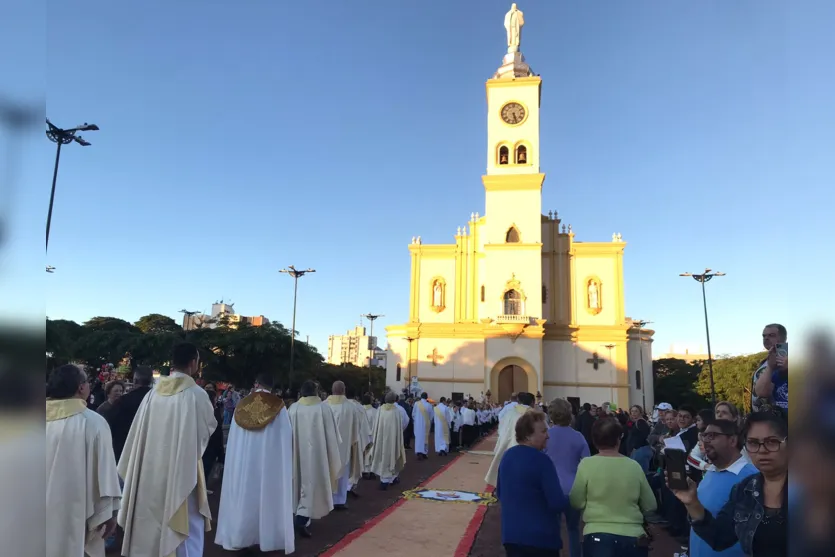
top-left (701, 432), bottom-right (732, 442)
top-left (745, 437), bottom-right (786, 453)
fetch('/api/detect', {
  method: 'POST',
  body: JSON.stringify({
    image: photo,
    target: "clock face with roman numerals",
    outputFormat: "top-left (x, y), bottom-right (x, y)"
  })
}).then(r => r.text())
top-left (500, 102), bottom-right (526, 125)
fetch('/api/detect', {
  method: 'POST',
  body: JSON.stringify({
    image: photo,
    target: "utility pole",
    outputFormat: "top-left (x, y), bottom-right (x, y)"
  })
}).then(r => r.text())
top-left (279, 266), bottom-right (316, 395)
top-left (362, 314), bottom-right (384, 394)
top-left (404, 336), bottom-right (416, 394)
top-left (45, 119), bottom-right (99, 252)
top-left (680, 269), bottom-right (725, 404)
top-left (631, 319), bottom-right (653, 412)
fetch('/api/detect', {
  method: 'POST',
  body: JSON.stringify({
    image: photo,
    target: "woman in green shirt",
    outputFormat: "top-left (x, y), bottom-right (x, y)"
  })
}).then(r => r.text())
top-left (569, 417), bottom-right (656, 556)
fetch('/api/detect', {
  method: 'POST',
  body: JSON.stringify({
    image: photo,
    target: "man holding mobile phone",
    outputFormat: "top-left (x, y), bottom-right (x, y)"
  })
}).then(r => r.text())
top-left (753, 323), bottom-right (789, 411)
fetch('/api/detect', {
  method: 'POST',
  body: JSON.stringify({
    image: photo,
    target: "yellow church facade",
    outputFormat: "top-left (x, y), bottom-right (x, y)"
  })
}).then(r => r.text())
top-left (385, 24), bottom-right (654, 410)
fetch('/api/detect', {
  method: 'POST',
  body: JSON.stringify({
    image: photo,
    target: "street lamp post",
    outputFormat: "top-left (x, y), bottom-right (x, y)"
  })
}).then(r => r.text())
top-left (179, 309), bottom-right (200, 333)
top-left (279, 266), bottom-right (316, 395)
top-left (680, 269), bottom-right (725, 404)
top-left (363, 313), bottom-right (384, 394)
top-left (404, 336), bottom-right (416, 394)
top-left (631, 319), bottom-right (653, 412)
top-left (45, 119), bottom-right (99, 252)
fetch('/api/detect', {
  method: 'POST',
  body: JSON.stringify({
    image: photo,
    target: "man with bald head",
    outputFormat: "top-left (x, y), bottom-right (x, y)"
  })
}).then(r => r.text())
top-left (326, 380), bottom-right (367, 510)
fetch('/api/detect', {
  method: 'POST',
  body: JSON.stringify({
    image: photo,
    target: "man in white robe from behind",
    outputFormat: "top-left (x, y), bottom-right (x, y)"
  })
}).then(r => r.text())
top-left (326, 381), bottom-right (368, 509)
top-left (345, 390), bottom-right (371, 496)
top-left (484, 391), bottom-right (534, 486)
top-left (215, 373), bottom-right (294, 554)
top-left (360, 394), bottom-right (378, 478)
top-left (433, 396), bottom-right (454, 456)
top-left (46, 364), bottom-right (121, 557)
top-left (287, 380), bottom-right (343, 538)
top-left (411, 392), bottom-right (434, 459)
top-left (118, 342), bottom-right (216, 557)
top-left (369, 391), bottom-right (409, 490)
top-left (498, 392), bottom-right (519, 421)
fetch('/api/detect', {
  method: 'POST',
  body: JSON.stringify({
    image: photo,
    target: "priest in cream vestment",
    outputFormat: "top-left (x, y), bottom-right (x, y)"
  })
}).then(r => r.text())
top-left (46, 364), bottom-right (121, 557)
top-left (411, 392), bottom-right (434, 458)
top-left (215, 373), bottom-right (294, 554)
top-left (287, 380), bottom-right (343, 538)
top-left (326, 381), bottom-right (368, 508)
top-left (368, 391), bottom-right (408, 489)
top-left (346, 391), bottom-right (371, 495)
top-left (484, 391), bottom-right (534, 486)
top-left (433, 396), bottom-right (454, 456)
top-left (360, 394), bottom-right (378, 478)
top-left (118, 343), bottom-right (217, 557)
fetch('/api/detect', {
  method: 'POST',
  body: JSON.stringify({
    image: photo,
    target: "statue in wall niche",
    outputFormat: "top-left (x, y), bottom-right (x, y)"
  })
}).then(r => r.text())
top-left (431, 278), bottom-right (445, 312)
top-left (587, 280), bottom-right (600, 311)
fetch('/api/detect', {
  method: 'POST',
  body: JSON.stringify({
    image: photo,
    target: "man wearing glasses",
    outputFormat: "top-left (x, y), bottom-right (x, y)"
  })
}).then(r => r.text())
top-left (688, 420), bottom-right (758, 557)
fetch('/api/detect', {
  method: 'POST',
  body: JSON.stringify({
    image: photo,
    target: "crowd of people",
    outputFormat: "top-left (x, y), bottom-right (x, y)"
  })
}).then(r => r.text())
top-left (45, 342), bottom-right (508, 556)
top-left (46, 322), bottom-right (790, 557)
top-left (489, 323), bottom-right (790, 557)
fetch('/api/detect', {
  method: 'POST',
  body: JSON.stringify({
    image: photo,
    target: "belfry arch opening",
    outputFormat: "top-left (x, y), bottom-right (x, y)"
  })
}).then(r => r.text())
top-left (515, 144), bottom-right (527, 164)
top-left (505, 226), bottom-right (520, 243)
top-left (498, 145), bottom-right (510, 165)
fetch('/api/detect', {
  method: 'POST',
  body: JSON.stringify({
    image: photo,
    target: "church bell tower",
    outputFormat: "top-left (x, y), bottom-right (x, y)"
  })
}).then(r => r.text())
top-left (481, 3), bottom-right (545, 318)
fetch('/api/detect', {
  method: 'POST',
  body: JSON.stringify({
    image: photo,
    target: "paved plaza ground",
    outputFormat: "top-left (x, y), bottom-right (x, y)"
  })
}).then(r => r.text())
top-left (109, 432), bottom-right (685, 556)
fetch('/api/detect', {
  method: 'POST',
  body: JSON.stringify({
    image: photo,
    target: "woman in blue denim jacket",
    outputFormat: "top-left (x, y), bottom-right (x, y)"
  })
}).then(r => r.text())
top-left (668, 412), bottom-right (787, 557)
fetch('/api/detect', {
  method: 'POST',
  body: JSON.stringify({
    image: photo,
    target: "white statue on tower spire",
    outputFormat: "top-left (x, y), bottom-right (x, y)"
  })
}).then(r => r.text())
top-left (504, 3), bottom-right (525, 53)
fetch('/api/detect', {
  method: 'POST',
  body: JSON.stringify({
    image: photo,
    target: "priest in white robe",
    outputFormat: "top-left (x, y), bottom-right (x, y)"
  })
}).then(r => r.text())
top-left (411, 392), bottom-right (434, 459)
top-left (346, 391), bottom-right (371, 495)
top-left (484, 391), bottom-right (534, 486)
top-left (46, 364), bottom-right (121, 557)
top-left (215, 373), bottom-right (294, 554)
top-left (118, 343), bottom-right (216, 557)
top-left (361, 394), bottom-right (378, 478)
top-left (326, 381), bottom-right (367, 509)
top-left (498, 392), bottom-right (519, 421)
top-left (369, 391), bottom-right (408, 490)
top-left (433, 396), bottom-right (453, 456)
top-left (287, 380), bottom-right (343, 538)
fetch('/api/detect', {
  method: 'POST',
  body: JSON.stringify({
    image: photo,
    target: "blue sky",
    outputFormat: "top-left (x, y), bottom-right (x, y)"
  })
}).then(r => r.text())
top-left (6, 1), bottom-right (832, 357)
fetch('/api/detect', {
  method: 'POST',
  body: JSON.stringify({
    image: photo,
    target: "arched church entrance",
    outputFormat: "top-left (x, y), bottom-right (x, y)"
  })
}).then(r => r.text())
top-left (497, 365), bottom-right (528, 404)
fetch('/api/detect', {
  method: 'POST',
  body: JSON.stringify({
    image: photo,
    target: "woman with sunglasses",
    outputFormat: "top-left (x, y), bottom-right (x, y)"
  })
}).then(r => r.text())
top-left (668, 412), bottom-right (787, 556)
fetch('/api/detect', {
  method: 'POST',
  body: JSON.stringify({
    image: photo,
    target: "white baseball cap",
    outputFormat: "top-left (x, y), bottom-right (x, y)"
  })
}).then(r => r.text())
top-left (656, 402), bottom-right (673, 411)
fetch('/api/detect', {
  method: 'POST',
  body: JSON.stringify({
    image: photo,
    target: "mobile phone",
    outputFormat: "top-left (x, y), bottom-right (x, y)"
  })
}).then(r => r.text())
top-left (665, 449), bottom-right (689, 491)
top-left (775, 343), bottom-right (788, 358)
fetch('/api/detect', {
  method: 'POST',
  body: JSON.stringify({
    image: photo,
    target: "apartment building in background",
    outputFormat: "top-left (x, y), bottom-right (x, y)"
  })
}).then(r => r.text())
top-left (327, 326), bottom-right (386, 368)
top-left (182, 301), bottom-right (269, 330)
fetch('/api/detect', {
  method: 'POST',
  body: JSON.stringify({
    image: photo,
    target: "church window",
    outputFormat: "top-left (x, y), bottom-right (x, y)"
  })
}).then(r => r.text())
top-left (503, 289), bottom-right (523, 315)
top-left (635, 369), bottom-right (641, 390)
top-left (542, 285), bottom-right (547, 303)
top-left (505, 226), bottom-right (520, 243)
top-left (396, 364), bottom-right (401, 382)
top-left (516, 145), bottom-right (528, 164)
top-left (480, 285), bottom-right (485, 302)
top-left (498, 145), bottom-right (510, 165)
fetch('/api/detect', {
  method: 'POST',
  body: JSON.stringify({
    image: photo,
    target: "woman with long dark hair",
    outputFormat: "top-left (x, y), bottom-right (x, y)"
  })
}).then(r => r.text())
top-left (669, 411), bottom-right (788, 556)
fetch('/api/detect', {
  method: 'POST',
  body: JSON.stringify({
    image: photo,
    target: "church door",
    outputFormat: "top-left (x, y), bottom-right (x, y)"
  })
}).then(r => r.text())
top-left (497, 365), bottom-right (528, 403)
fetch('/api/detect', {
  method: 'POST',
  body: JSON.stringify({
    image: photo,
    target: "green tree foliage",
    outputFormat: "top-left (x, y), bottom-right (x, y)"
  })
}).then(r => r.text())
top-left (134, 313), bottom-right (182, 334)
top-left (697, 352), bottom-right (767, 413)
top-left (46, 315), bottom-right (386, 395)
top-left (653, 358), bottom-right (711, 409)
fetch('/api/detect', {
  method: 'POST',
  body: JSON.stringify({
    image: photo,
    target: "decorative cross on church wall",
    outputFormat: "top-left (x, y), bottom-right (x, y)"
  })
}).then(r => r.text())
top-left (426, 348), bottom-right (443, 366)
top-left (586, 352), bottom-right (605, 370)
